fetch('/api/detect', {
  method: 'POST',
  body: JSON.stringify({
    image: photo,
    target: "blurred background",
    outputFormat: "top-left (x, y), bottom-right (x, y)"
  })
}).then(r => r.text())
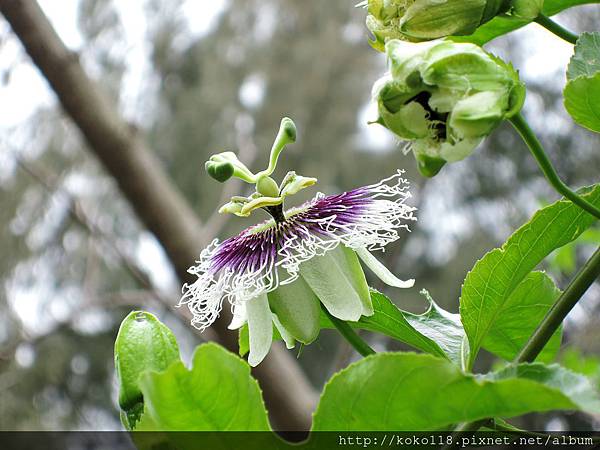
top-left (1, 0), bottom-right (600, 432)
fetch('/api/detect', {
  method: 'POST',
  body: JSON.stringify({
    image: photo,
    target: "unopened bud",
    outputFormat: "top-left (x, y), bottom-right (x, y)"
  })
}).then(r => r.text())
top-left (365, 0), bottom-right (512, 48)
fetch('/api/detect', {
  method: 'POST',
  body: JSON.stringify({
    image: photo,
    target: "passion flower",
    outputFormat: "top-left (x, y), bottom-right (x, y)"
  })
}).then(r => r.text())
top-left (180, 118), bottom-right (416, 365)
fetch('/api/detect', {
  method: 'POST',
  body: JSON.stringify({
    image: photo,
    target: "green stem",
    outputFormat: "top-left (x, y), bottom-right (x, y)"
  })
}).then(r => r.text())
top-left (450, 246), bottom-right (600, 437)
top-left (510, 113), bottom-right (600, 220)
top-left (534, 15), bottom-right (579, 45)
top-left (321, 304), bottom-right (375, 357)
top-left (516, 246), bottom-right (600, 363)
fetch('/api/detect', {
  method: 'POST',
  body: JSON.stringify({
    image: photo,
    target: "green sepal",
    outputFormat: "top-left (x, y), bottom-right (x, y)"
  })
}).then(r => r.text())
top-left (415, 153), bottom-right (447, 177)
top-left (299, 245), bottom-right (373, 321)
top-left (267, 275), bottom-right (321, 344)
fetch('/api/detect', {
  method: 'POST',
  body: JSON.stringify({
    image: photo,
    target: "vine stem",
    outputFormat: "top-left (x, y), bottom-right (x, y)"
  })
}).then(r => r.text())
top-left (447, 245), bottom-right (600, 442)
top-left (321, 304), bottom-right (375, 357)
top-left (510, 113), bottom-right (600, 220)
top-left (534, 15), bottom-right (579, 45)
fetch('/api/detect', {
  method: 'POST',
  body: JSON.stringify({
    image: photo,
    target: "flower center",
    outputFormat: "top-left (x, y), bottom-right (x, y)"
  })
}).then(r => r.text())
top-left (265, 204), bottom-right (286, 223)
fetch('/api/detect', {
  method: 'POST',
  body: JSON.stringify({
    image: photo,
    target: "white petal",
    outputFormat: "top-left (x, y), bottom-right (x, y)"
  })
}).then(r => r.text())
top-left (227, 302), bottom-right (247, 330)
top-left (272, 314), bottom-right (296, 350)
top-left (246, 294), bottom-right (273, 367)
top-left (356, 248), bottom-right (415, 289)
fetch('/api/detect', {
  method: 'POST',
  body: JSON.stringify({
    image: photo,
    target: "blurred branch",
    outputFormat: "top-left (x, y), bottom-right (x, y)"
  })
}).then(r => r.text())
top-left (1, 0), bottom-right (316, 430)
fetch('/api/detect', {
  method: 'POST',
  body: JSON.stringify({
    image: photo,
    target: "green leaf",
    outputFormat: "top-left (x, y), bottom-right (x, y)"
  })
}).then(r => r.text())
top-left (487, 362), bottom-right (600, 409)
top-left (460, 185), bottom-right (600, 368)
top-left (544, 0), bottom-right (600, 15)
top-left (451, 15), bottom-right (529, 46)
top-left (564, 72), bottom-right (600, 133)
top-left (483, 272), bottom-right (562, 363)
top-left (324, 290), bottom-right (467, 365)
top-left (401, 290), bottom-right (467, 366)
top-left (561, 348), bottom-right (600, 380)
top-left (451, 1), bottom-right (598, 46)
top-left (136, 343), bottom-right (270, 431)
top-left (549, 227), bottom-right (600, 274)
top-left (564, 33), bottom-right (600, 132)
top-left (312, 353), bottom-right (600, 431)
top-left (567, 32), bottom-right (600, 79)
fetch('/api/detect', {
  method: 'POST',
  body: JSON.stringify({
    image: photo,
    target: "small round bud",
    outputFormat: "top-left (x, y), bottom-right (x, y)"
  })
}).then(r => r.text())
top-left (205, 160), bottom-right (235, 183)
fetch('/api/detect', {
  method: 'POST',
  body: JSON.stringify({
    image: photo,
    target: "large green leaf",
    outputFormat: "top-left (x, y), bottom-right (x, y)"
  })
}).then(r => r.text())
top-left (544, 0), bottom-right (600, 15)
top-left (135, 343), bottom-right (270, 431)
top-left (460, 185), bottom-right (600, 368)
top-left (312, 353), bottom-right (600, 431)
top-left (483, 271), bottom-right (562, 363)
top-left (451, 1), bottom-right (599, 46)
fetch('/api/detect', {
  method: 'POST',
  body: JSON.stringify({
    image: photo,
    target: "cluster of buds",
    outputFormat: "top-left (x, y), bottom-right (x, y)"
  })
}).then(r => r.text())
top-left (372, 39), bottom-right (525, 176)
top-left (362, 0), bottom-right (545, 49)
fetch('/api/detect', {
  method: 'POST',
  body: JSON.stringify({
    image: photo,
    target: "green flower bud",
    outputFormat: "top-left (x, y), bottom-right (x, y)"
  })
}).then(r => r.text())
top-left (373, 39), bottom-right (525, 176)
top-left (114, 311), bottom-right (180, 429)
top-left (364, 0), bottom-right (512, 48)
